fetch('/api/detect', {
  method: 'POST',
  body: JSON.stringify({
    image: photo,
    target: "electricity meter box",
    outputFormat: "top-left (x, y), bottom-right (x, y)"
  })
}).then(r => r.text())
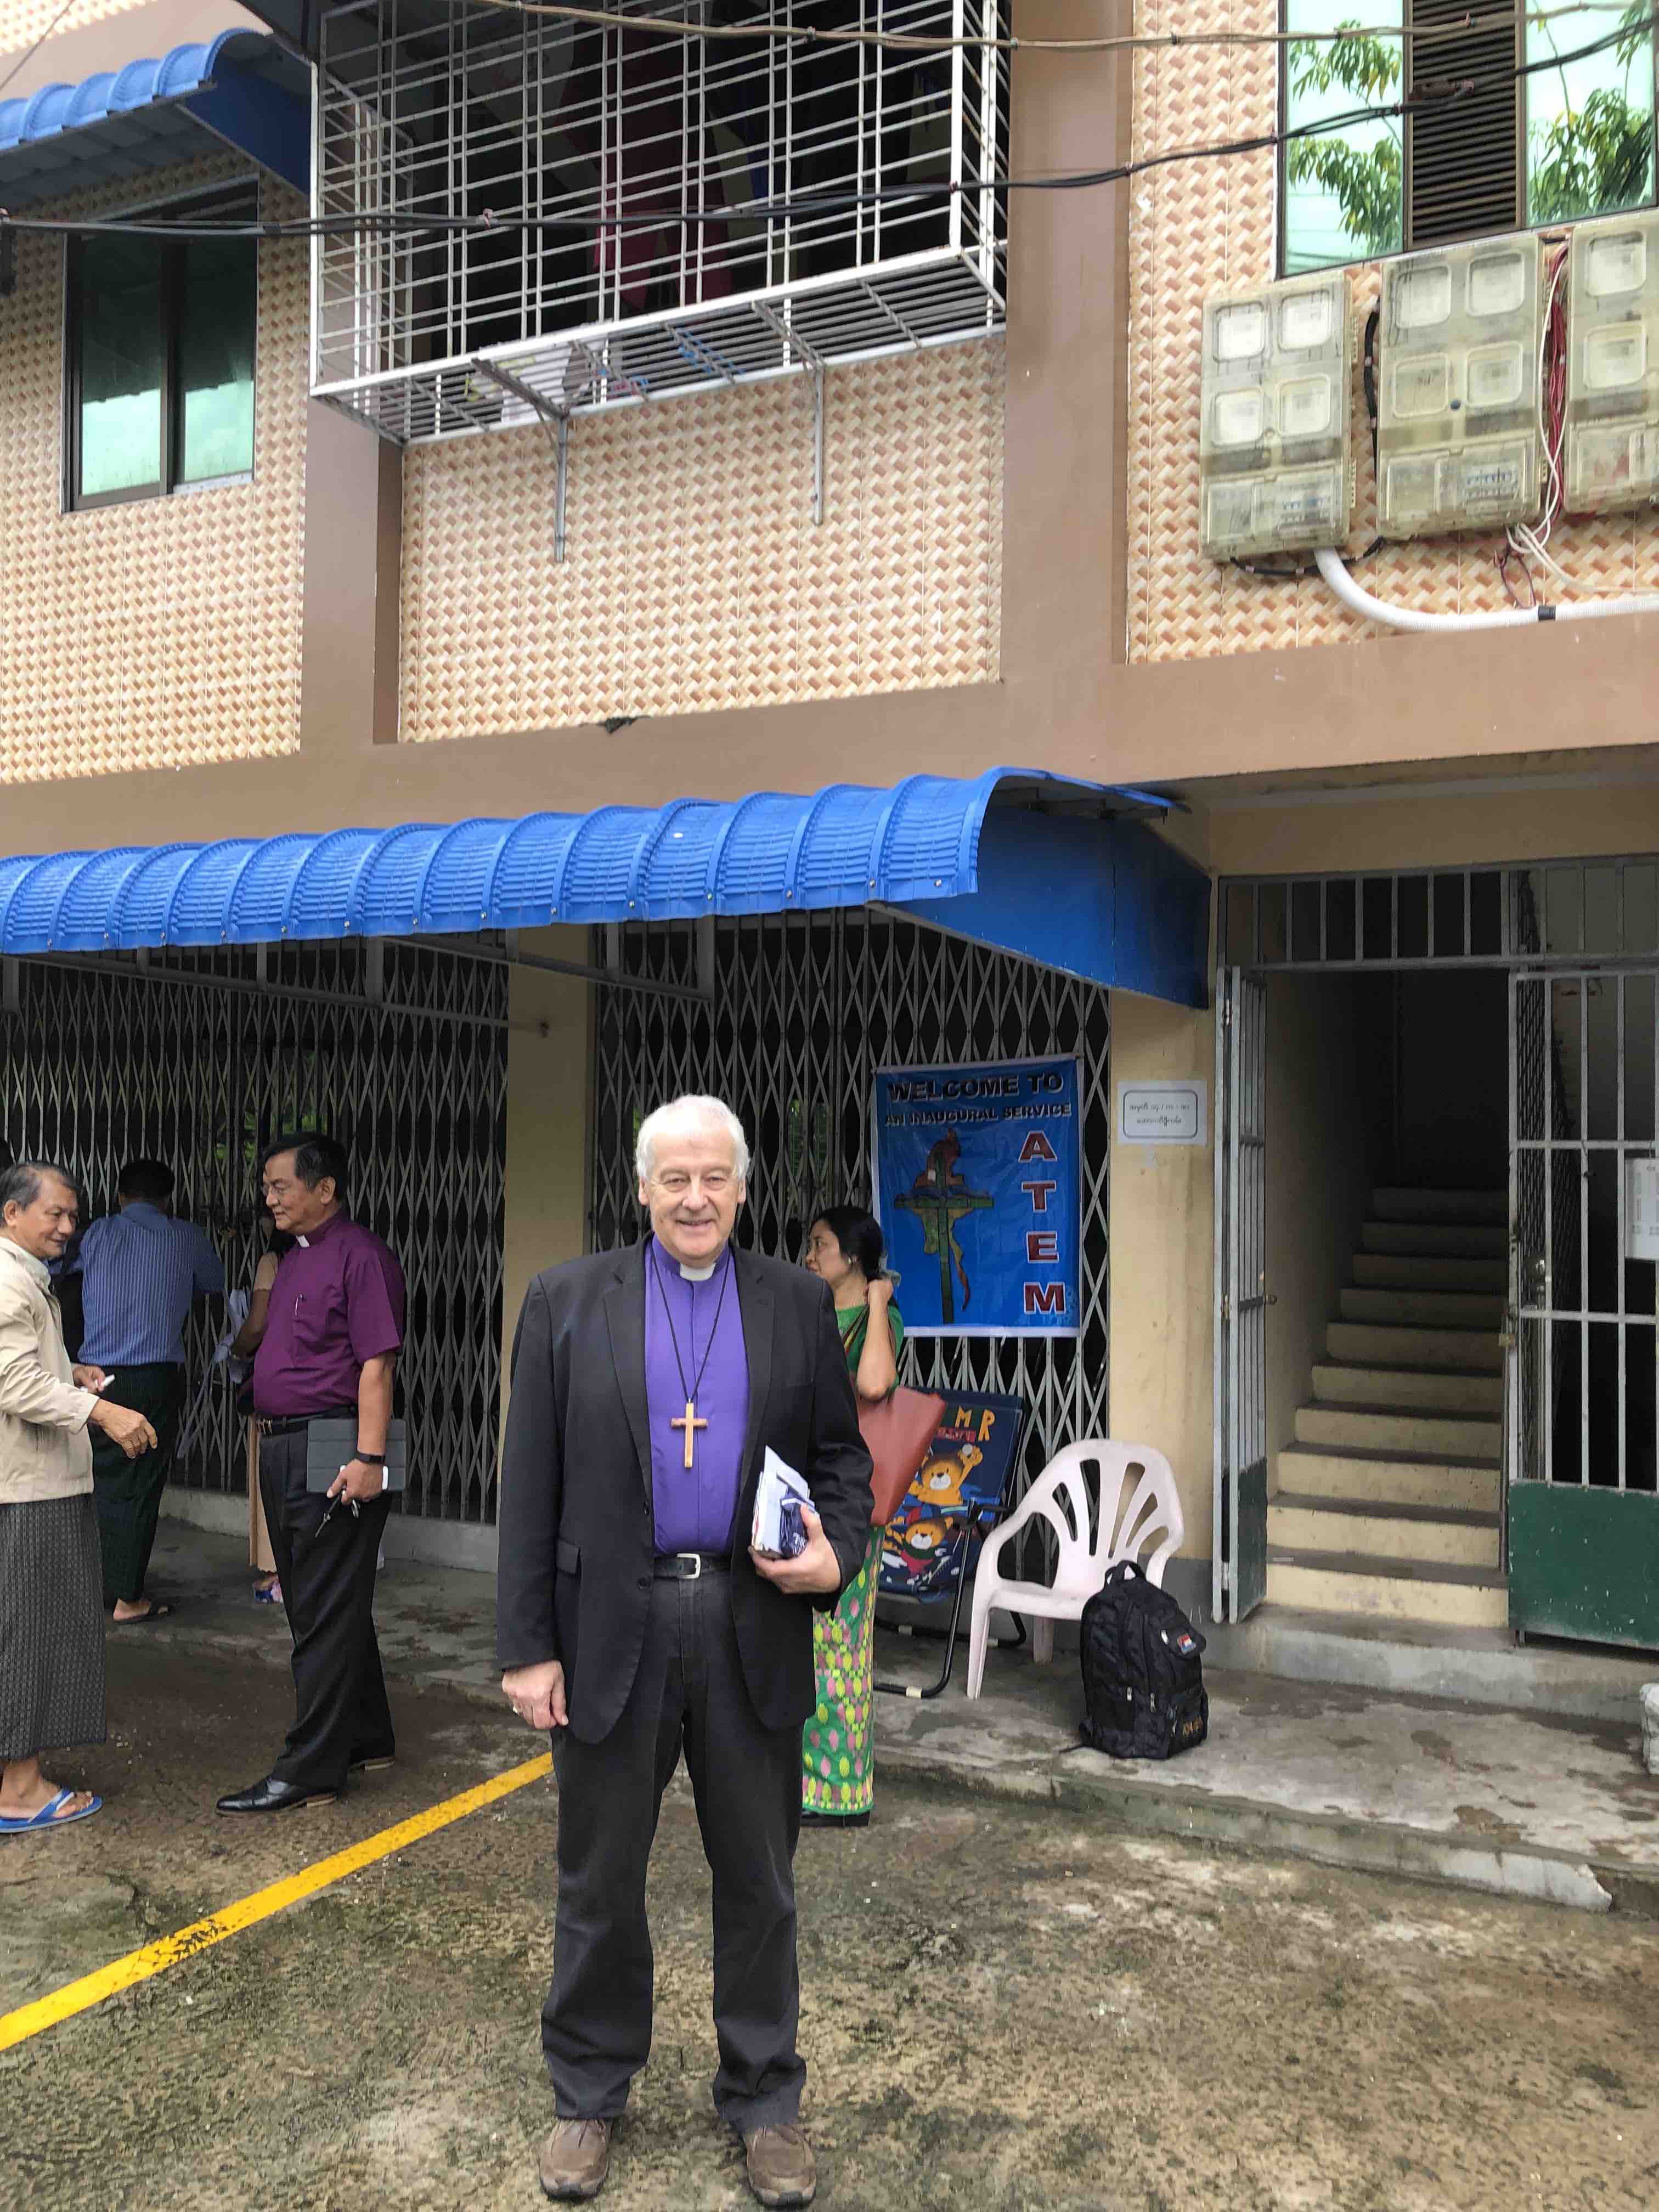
top-left (1377, 233), bottom-right (1544, 539)
top-left (1565, 207), bottom-right (1659, 514)
top-left (1199, 272), bottom-right (1353, 562)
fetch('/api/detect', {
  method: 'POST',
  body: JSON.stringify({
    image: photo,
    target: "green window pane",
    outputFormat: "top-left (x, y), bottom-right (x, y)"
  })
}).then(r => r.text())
top-left (1527, 8), bottom-right (1656, 226)
top-left (1283, 0), bottom-right (1404, 273)
top-left (76, 234), bottom-right (163, 498)
top-left (177, 233), bottom-right (257, 484)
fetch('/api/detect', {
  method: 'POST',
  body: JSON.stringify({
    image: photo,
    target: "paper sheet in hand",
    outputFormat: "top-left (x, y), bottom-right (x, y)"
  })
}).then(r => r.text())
top-left (752, 1447), bottom-right (812, 1558)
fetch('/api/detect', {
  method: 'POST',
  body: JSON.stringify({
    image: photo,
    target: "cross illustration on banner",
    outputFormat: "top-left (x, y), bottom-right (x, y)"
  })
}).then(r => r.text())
top-left (895, 1129), bottom-right (994, 1324)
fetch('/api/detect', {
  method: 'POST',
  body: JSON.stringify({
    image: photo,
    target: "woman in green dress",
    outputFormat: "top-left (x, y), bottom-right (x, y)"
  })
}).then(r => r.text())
top-left (800, 1204), bottom-right (903, 1827)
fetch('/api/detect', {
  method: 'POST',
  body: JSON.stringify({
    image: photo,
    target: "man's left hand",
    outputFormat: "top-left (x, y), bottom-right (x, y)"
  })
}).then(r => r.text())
top-left (72, 1364), bottom-right (110, 1393)
top-left (749, 1505), bottom-right (843, 1596)
top-left (328, 1458), bottom-right (386, 1505)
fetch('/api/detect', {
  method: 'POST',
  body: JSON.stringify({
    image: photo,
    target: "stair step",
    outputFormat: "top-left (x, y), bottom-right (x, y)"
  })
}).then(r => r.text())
top-left (1266, 1550), bottom-right (1509, 1630)
top-left (1311, 1362), bottom-right (1503, 1415)
top-left (1352, 1252), bottom-right (1508, 1292)
top-left (1276, 1443), bottom-right (1501, 1511)
top-left (1362, 1220), bottom-right (1507, 1257)
top-left (1340, 1286), bottom-right (1506, 1328)
top-left (1295, 1402), bottom-right (1503, 1457)
top-left (1327, 1321), bottom-right (1504, 1374)
top-left (1268, 1496), bottom-right (1500, 1569)
top-left (1372, 1188), bottom-right (1506, 1226)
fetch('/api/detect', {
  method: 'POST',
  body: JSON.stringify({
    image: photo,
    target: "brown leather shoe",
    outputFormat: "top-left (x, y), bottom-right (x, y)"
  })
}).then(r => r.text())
top-left (538, 2118), bottom-right (612, 2201)
top-left (743, 2124), bottom-right (817, 2208)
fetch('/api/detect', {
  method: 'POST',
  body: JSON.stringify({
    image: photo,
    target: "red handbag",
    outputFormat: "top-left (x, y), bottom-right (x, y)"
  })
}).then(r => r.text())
top-left (860, 1386), bottom-right (947, 1527)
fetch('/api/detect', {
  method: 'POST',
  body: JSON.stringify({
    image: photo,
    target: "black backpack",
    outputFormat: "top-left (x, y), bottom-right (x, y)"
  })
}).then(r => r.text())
top-left (1079, 1560), bottom-right (1209, 1760)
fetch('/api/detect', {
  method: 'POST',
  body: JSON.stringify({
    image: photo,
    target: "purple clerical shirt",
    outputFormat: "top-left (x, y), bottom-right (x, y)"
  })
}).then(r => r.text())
top-left (251, 1211), bottom-right (406, 1418)
top-left (644, 1235), bottom-right (749, 1555)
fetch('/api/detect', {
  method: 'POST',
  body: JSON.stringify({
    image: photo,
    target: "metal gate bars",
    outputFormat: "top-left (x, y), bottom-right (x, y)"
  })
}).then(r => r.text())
top-left (589, 908), bottom-right (1110, 1500)
top-left (0, 942), bottom-right (509, 1526)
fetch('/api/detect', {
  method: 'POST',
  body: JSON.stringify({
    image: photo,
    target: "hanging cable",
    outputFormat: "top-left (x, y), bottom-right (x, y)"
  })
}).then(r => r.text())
top-left (454, 0), bottom-right (1649, 60)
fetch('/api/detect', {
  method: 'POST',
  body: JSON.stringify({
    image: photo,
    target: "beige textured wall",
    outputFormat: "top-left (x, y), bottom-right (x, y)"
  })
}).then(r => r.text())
top-left (0, 165), bottom-right (307, 785)
top-left (500, 931), bottom-right (592, 1432)
top-left (1107, 989), bottom-right (1216, 1566)
top-left (1263, 974), bottom-right (1386, 1496)
top-left (1126, 0), bottom-right (1659, 662)
top-left (0, 0), bottom-right (152, 49)
top-left (399, 341), bottom-right (1005, 744)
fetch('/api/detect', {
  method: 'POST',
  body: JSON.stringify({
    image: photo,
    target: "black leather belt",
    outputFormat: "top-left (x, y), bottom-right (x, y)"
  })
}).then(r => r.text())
top-left (256, 1408), bottom-right (356, 1438)
top-left (653, 1551), bottom-right (730, 1580)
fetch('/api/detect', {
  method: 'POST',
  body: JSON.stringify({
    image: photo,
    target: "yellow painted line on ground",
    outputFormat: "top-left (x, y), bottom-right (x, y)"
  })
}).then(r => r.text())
top-left (0, 1750), bottom-right (552, 2054)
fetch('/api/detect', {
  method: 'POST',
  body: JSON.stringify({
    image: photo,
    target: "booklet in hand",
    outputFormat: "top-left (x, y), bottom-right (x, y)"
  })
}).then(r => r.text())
top-left (752, 1446), bottom-right (813, 1559)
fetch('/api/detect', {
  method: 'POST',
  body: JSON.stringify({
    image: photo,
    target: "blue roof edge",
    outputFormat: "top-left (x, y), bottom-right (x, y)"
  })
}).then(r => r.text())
top-left (0, 31), bottom-right (308, 195)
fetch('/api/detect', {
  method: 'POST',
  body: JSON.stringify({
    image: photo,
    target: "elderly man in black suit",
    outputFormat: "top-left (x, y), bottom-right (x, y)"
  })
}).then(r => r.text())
top-left (498, 1093), bottom-right (872, 2209)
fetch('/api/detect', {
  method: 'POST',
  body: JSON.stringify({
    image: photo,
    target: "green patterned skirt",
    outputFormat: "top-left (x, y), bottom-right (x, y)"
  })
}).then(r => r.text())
top-left (802, 1527), bottom-right (883, 1818)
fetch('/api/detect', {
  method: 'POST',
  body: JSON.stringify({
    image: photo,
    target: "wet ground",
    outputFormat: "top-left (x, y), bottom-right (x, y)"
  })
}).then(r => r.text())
top-left (7, 1638), bottom-right (1659, 2212)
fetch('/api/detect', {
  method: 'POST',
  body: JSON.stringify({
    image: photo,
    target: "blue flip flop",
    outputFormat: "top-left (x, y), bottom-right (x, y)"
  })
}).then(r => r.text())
top-left (0, 1788), bottom-right (103, 1834)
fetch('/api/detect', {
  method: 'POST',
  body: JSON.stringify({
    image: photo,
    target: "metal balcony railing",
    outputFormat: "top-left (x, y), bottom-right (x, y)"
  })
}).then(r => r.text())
top-left (312, 0), bottom-right (1008, 443)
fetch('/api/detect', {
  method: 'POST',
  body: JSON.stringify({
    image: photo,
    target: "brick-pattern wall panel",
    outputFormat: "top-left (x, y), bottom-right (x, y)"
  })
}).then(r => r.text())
top-left (0, 0), bottom-right (152, 51)
top-left (399, 340), bottom-right (1006, 743)
top-left (1125, 3), bottom-right (1659, 658)
top-left (0, 165), bottom-right (306, 783)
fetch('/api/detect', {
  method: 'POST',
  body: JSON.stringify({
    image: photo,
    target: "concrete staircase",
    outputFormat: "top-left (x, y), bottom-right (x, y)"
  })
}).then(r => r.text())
top-left (1268, 1188), bottom-right (1508, 1632)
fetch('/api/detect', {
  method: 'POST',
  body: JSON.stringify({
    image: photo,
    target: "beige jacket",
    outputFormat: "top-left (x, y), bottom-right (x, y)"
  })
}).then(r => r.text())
top-left (0, 1237), bottom-right (99, 1505)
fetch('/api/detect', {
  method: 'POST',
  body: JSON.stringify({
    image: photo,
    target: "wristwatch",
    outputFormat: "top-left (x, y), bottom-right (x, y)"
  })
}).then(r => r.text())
top-left (356, 1447), bottom-right (389, 1492)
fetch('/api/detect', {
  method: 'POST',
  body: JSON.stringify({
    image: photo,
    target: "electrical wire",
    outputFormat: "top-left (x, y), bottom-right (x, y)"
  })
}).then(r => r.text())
top-left (0, 9), bottom-right (1651, 242)
top-left (458, 0), bottom-right (1650, 60)
top-left (0, 0), bottom-right (86, 100)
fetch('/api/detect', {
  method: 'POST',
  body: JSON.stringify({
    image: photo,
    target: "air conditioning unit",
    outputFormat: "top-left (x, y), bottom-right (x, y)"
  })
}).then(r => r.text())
top-left (1199, 272), bottom-right (1353, 562)
top-left (1377, 233), bottom-right (1543, 539)
top-left (1564, 207), bottom-right (1659, 514)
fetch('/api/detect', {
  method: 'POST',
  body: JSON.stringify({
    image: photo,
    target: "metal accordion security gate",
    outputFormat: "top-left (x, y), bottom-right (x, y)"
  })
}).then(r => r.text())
top-left (588, 909), bottom-right (1110, 1498)
top-left (1212, 968), bottom-right (1267, 1624)
top-left (0, 942), bottom-right (509, 1527)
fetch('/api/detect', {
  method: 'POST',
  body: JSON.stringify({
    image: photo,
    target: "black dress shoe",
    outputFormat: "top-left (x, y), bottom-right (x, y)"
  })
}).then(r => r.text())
top-left (216, 1775), bottom-right (337, 1815)
top-left (348, 1748), bottom-right (396, 1775)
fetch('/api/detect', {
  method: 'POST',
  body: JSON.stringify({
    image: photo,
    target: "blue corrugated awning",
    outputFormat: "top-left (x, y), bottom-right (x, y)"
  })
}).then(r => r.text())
top-left (0, 770), bottom-right (1210, 1007)
top-left (0, 31), bottom-right (308, 204)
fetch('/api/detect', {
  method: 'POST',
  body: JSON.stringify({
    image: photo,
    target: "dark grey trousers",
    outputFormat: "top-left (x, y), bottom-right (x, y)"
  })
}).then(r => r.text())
top-left (544, 1567), bottom-right (806, 2131)
top-left (259, 1426), bottom-right (394, 1793)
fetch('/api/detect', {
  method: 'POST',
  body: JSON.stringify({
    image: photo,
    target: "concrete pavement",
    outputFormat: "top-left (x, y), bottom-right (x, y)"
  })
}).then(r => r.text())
top-left (135, 1521), bottom-right (1659, 1913)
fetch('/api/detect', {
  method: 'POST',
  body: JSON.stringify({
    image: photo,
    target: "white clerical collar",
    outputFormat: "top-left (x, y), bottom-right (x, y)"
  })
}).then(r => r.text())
top-left (678, 1258), bottom-right (718, 1281)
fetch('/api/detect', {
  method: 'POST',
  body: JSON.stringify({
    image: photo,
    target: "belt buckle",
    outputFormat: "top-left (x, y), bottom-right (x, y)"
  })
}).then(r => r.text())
top-left (678, 1551), bottom-right (702, 1582)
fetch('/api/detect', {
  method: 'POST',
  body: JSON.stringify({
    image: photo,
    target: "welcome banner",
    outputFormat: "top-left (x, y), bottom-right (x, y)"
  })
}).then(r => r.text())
top-left (872, 1056), bottom-right (1082, 1338)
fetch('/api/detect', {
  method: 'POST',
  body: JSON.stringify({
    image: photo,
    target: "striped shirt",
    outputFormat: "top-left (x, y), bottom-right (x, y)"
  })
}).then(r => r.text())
top-left (70, 1202), bottom-right (225, 1367)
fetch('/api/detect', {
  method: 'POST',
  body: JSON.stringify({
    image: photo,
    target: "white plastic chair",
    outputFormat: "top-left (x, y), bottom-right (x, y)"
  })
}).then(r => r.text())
top-left (966, 1441), bottom-right (1184, 1699)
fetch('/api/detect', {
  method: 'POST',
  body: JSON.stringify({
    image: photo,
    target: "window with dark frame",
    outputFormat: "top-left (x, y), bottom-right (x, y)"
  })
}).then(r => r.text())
top-left (66, 191), bottom-right (258, 511)
top-left (1281, 0), bottom-right (1657, 275)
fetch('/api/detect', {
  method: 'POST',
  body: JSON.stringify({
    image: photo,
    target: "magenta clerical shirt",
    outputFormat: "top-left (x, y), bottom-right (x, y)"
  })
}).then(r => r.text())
top-left (251, 1211), bottom-right (406, 1418)
top-left (644, 1235), bottom-right (749, 1555)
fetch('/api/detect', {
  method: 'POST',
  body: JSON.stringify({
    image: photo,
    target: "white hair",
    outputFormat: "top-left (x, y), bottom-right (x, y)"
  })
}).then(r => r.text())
top-left (636, 1094), bottom-right (751, 1185)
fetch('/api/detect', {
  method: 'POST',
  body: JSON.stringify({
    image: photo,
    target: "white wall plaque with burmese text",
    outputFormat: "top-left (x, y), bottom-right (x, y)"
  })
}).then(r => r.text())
top-left (1116, 1080), bottom-right (1208, 1148)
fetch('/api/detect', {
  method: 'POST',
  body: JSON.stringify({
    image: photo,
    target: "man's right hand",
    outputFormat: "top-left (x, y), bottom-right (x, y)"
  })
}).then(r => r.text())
top-left (89, 1401), bottom-right (158, 1460)
top-left (502, 1659), bottom-right (567, 1731)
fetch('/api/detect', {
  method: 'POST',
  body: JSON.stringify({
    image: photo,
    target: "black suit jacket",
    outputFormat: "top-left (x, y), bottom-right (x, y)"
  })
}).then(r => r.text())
top-left (496, 1238), bottom-right (874, 1742)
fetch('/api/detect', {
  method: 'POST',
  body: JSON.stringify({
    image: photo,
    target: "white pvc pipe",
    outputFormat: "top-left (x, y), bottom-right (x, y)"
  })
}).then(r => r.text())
top-left (1314, 545), bottom-right (1659, 632)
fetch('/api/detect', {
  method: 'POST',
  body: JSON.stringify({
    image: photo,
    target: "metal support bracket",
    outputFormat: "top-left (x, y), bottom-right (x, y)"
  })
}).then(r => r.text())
top-left (473, 360), bottom-right (572, 562)
top-left (755, 305), bottom-right (827, 524)
top-left (812, 365), bottom-right (825, 528)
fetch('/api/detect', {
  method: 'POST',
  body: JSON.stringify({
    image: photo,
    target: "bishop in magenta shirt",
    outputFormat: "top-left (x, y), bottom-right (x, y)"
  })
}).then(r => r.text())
top-left (644, 1234), bottom-right (749, 1555)
top-left (252, 1212), bottom-right (407, 1418)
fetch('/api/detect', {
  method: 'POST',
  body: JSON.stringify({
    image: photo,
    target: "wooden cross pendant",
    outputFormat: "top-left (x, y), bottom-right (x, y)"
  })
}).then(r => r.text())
top-left (670, 1397), bottom-right (708, 1470)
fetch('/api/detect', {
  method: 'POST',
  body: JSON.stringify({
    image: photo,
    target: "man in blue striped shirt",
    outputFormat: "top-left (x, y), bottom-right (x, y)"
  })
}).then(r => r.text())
top-left (67, 1161), bottom-right (224, 1622)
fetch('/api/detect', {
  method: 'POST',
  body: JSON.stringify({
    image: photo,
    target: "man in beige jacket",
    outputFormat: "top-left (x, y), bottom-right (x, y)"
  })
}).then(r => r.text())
top-left (0, 1163), bottom-right (156, 1832)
